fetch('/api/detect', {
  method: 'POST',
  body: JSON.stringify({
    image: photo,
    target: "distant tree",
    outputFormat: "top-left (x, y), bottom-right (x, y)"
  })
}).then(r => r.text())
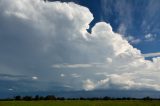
top-left (39, 96), bottom-right (45, 100)
top-left (34, 95), bottom-right (40, 100)
top-left (122, 97), bottom-right (127, 100)
top-left (90, 97), bottom-right (100, 100)
top-left (23, 96), bottom-right (32, 101)
top-left (57, 97), bottom-right (65, 100)
top-left (127, 97), bottom-right (132, 100)
top-left (80, 97), bottom-right (85, 100)
top-left (45, 95), bottom-right (56, 100)
top-left (5, 94), bottom-right (157, 101)
top-left (14, 96), bottom-right (21, 100)
top-left (143, 96), bottom-right (152, 100)
top-left (103, 96), bottom-right (111, 100)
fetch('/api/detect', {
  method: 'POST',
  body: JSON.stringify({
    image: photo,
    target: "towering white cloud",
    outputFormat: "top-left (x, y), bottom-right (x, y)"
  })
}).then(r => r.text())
top-left (0, 0), bottom-right (160, 92)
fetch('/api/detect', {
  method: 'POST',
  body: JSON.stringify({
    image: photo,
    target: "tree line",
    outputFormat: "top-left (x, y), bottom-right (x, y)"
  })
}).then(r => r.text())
top-left (0, 95), bottom-right (159, 101)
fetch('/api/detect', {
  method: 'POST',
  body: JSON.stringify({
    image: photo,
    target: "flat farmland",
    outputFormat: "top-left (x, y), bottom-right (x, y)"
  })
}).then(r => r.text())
top-left (0, 100), bottom-right (160, 106)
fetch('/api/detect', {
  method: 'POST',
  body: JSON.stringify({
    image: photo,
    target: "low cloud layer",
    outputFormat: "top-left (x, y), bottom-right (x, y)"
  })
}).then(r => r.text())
top-left (0, 0), bottom-right (160, 92)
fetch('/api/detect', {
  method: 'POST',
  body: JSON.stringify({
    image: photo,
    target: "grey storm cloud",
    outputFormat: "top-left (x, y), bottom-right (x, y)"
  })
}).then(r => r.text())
top-left (0, 0), bottom-right (160, 92)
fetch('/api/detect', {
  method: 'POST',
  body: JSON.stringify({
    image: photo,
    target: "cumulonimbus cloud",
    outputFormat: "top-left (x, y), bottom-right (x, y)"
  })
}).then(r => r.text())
top-left (0, 0), bottom-right (160, 92)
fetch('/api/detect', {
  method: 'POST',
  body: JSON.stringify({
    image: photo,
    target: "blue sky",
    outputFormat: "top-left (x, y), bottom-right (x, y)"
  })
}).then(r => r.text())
top-left (1, 0), bottom-right (160, 98)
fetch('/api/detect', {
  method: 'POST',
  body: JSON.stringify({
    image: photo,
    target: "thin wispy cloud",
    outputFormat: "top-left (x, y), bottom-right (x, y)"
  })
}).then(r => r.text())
top-left (145, 33), bottom-right (156, 42)
top-left (143, 52), bottom-right (160, 58)
top-left (52, 64), bottom-right (93, 68)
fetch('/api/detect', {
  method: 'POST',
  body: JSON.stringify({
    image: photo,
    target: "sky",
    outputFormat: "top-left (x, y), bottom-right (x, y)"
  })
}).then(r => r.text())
top-left (0, 0), bottom-right (160, 98)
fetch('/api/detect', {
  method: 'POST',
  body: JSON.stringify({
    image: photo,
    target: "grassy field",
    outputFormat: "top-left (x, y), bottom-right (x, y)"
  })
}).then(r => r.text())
top-left (0, 100), bottom-right (160, 106)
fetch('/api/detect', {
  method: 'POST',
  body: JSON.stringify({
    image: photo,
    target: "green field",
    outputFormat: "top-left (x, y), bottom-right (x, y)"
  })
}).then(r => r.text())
top-left (0, 100), bottom-right (160, 106)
